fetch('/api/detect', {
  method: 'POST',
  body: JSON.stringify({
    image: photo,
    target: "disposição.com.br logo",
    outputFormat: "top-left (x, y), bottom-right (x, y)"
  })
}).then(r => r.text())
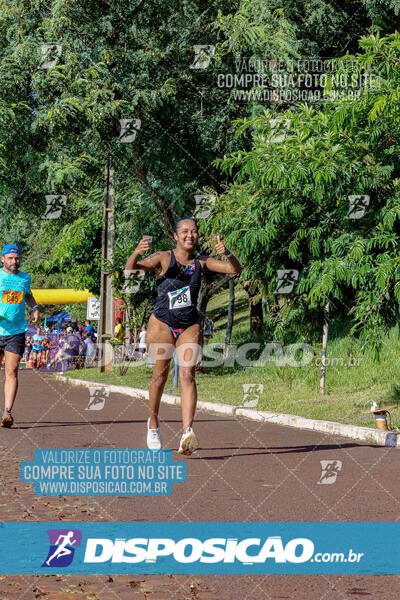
top-left (39, 530), bottom-right (364, 570)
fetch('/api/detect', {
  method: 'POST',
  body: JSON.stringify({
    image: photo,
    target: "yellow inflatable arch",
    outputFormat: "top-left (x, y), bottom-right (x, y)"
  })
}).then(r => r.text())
top-left (31, 289), bottom-right (96, 305)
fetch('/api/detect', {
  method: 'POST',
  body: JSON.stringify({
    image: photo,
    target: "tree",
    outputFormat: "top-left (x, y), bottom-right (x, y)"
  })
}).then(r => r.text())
top-left (223, 277), bottom-right (235, 357)
top-left (211, 33), bottom-right (400, 351)
top-left (0, 0), bottom-right (249, 294)
top-left (1, 0), bottom-right (398, 339)
top-left (0, 0), bottom-right (299, 329)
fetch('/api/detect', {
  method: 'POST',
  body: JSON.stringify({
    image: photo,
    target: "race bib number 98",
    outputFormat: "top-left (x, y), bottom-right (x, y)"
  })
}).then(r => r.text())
top-left (168, 286), bottom-right (191, 310)
top-left (2, 290), bottom-right (23, 304)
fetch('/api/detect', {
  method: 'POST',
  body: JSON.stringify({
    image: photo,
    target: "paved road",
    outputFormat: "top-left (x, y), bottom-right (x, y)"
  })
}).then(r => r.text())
top-left (0, 370), bottom-right (399, 599)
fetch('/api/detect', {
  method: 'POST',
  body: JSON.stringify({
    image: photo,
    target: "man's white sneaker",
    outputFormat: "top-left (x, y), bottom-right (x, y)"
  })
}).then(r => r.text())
top-left (147, 418), bottom-right (162, 450)
top-left (178, 427), bottom-right (198, 456)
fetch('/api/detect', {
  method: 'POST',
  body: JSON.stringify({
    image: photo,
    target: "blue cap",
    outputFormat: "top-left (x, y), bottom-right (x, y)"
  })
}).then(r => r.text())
top-left (2, 244), bottom-right (20, 256)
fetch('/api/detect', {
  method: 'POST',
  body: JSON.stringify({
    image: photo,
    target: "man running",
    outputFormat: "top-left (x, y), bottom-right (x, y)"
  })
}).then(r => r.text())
top-left (125, 218), bottom-right (242, 455)
top-left (0, 244), bottom-right (40, 427)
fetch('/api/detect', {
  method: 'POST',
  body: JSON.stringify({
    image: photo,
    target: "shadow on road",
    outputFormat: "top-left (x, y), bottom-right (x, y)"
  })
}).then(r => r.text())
top-left (13, 418), bottom-right (233, 429)
top-left (194, 442), bottom-right (379, 459)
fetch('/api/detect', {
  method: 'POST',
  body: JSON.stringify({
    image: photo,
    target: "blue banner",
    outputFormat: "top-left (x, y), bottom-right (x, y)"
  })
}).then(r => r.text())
top-left (0, 522), bottom-right (398, 574)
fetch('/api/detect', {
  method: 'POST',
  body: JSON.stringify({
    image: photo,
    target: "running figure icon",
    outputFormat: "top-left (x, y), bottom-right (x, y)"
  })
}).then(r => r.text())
top-left (45, 531), bottom-right (77, 566)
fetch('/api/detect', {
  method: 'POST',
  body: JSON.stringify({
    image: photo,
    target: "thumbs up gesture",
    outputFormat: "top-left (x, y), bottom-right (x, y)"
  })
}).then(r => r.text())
top-left (215, 234), bottom-right (228, 256)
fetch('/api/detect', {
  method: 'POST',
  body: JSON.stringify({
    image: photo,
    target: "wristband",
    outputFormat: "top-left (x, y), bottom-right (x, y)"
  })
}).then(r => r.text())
top-left (31, 305), bottom-right (39, 311)
top-left (225, 249), bottom-right (233, 258)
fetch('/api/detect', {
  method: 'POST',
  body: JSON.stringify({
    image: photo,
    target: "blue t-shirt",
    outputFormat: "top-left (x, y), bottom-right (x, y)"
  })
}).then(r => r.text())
top-left (85, 325), bottom-right (95, 335)
top-left (0, 269), bottom-right (32, 336)
top-left (32, 334), bottom-right (43, 350)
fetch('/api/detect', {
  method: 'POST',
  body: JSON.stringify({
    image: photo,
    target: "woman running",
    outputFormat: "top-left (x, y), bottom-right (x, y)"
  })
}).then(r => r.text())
top-left (42, 334), bottom-right (50, 365)
top-left (125, 217), bottom-right (242, 455)
top-left (32, 327), bottom-right (44, 369)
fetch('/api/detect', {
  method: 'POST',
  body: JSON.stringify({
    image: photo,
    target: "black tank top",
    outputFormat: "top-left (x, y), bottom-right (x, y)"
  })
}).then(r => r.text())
top-left (153, 251), bottom-right (202, 328)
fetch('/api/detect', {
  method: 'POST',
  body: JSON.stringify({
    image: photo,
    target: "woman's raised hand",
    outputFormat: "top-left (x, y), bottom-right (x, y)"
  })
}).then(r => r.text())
top-left (134, 237), bottom-right (152, 256)
top-left (215, 234), bottom-right (228, 256)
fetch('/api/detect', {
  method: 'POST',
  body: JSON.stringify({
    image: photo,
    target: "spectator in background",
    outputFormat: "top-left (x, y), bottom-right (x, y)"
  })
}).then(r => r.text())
top-left (53, 330), bottom-right (80, 372)
top-left (114, 317), bottom-right (125, 344)
top-left (84, 320), bottom-right (95, 338)
top-left (70, 319), bottom-right (79, 333)
top-left (59, 332), bottom-right (67, 350)
top-left (65, 329), bottom-right (81, 368)
top-left (81, 331), bottom-right (96, 367)
top-left (24, 336), bottom-right (32, 363)
top-left (51, 332), bottom-right (70, 371)
top-left (51, 333), bottom-right (68, 370)
top-left (138, 324), bottom-right (147, 357)
top-left (48, 331), bottom-right (58, 361)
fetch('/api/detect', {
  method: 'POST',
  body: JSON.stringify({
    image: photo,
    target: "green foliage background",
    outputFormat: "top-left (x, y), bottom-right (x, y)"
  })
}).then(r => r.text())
top-left (0, 0), bottom-right (399, 349)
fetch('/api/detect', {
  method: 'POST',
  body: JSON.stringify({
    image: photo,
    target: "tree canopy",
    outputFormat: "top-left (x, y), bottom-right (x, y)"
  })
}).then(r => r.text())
top-left (0, 0), bottom-right (399, 347)
top-left (211, 33), bottom-right (400, 349)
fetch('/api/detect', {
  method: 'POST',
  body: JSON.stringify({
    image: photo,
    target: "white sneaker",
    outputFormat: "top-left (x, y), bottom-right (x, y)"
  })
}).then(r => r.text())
top-left (178, 427), bottom-right (198, 456)
top-left (147, 418), bottom-right (162, 450)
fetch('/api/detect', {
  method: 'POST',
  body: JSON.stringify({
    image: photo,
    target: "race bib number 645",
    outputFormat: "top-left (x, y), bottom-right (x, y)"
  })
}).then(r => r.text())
top-left (2, 290), bottom-right (23, 304)
top-left (168, 286), bottom-right (191, 310)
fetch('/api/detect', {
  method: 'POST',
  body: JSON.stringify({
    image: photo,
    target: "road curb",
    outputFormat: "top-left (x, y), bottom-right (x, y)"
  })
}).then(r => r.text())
top-left (56, 375), bottom-right (399, 447)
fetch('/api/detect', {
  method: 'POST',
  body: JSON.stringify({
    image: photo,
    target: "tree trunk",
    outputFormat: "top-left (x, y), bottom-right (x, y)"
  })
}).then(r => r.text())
top-left (319, 300), bottom-right (330, 395)
top-left (98, 162), bottom-right (115, 373)
top-left (197, 277), bottom-right (211, 328)
top-left (243, 282), bottom-right (264, 335)
top-left (130, 144), bottom-right (175, 239)
top-left (196, 272), bottom-right (232, 370)
top-left (250, 299), bottom-right (263, 335)
top-left (197, 271), bottom-right (231, 325)
top-left (223, 278), bottom-right (235, 358)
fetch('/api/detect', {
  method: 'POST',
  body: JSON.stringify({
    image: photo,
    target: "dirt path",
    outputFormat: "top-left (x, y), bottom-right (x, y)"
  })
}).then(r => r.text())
top-left (0, 371), bottom-right (398, 599)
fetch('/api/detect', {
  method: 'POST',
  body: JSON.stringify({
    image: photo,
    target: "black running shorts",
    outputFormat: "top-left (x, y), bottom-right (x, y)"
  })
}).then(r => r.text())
top-left (0, 333), bottom-right (26, 357)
